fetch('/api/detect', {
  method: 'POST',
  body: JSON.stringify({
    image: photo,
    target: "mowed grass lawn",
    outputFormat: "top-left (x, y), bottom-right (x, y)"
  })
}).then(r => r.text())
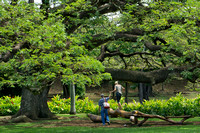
top-left (1, 114), bottom-right (200, 133)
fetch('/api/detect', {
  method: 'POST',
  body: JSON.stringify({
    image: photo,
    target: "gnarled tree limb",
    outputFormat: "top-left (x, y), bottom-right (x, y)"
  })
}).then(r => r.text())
top-left (105, 66), bottom-right (189, 84)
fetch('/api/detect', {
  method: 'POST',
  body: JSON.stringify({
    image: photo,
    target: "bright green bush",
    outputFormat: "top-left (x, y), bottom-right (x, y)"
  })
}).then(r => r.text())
top-left (1, 93), bottom-right (200, 116)
top-left (127, 93), bottom-right (200, 116)
top-left (47, 94), bottom-right (71, 114)
top-left (0, 96), bottom-right (21, 116)
top-left (47, 95), bottom-right (99, 114)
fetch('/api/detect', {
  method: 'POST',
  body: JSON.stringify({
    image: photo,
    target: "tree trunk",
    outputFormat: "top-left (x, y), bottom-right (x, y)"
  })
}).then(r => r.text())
top-left (162, 82), bottom-right (164, 91)
top-left (70, 83), bottom-right (76, 114)
top-left (125, 82), bottom-right (128, 104)
top-left (12, 87), bottom-right (55, 120)
top-left (40, 0), bottom-right (50, 17)
top-left (63, 84), bottom-right (70, 99)
top-left (138, 83), bottom-right (144, 104)
top-left (28, 0), bottom-right (34, 3)
top-left (112, 82), bottom-right (115, 99)
top-left (138, 83), bottom-right (151, 104)
top-left (11, 0), bottom-right (18, 5)
top-left (148, 84), bottom-right (154, 97)
top-left (144, 84), bottom-right (150, 100)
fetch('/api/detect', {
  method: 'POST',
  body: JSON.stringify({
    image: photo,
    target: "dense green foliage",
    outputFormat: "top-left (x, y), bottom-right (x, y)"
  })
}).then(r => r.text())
top-left (0, 2), bottom-right (111, 93)
top-left (1, 94), bottom-right (200, 116)
top-left (2, 0), bottom-right (200, 93)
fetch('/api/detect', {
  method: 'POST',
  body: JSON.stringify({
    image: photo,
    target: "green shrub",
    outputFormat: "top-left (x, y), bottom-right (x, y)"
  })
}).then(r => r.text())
top-left (128, 93), bottom-right (200, 116)
top-left (47, 94), bottom-right (71, 114)
top-left (0, 96), bottom-right (21, 116)
top-left (1, 93), bottom-right (200, 116)
top-left (48, 95), bottom-right (99, 114)
top-left (108, 99), bottom-right (119, 110)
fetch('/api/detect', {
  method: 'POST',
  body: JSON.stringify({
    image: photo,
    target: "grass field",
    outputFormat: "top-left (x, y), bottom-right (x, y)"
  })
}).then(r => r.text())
top-left (1, 125), bottom-right (200, 133)
top-left (1, 114), bottom-right (200, 133)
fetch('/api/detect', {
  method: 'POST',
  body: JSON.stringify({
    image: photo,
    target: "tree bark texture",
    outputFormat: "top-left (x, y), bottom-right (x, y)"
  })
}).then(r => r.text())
top-left (105, 66), bottom-right (187, 84)
top-left (88, 110), bottom-right (193, 126)
top-left (63, 84), bottom-right (70, 99)
top-left (88, 109), bottom-right (133, 122)
top-left (125, 82), bottom-right (128, 104)
top-left (70, 83), bottom-right (76, 114)
top-left (12, 87), bottom-right (55, 120)
top-left (28, 0), bottom-right (34, 3)
top-left (138, 83), bottom-right (152, 104)
top-left (138, 83), bottom-right (144, 104)
top-left (112, 83), bottom-right (115, 100)
top-left (132, 110), bottom-right (193, 126)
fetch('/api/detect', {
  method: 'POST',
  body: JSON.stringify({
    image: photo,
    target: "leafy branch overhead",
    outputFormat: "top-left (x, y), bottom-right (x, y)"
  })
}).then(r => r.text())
top-left (1, 0), bottom-right (200, 91)
top-left (0, 2), bottom-right (111, 90)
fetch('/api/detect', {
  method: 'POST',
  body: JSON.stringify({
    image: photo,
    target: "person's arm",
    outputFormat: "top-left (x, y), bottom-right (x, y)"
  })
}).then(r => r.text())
top-left (98, 105), bottom-right (101, 113)
top-left (110, 86), bottom-right (116, 93)
top-left (98, 100), bottom-right (101, 113)
top-left (122, 86), bottom-right (125, 90)
top-left (108, 92), bottom-right (111, 98)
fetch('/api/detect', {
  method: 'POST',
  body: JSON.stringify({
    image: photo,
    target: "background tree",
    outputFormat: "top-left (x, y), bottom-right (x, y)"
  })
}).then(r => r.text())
top-left (81, 0), bottom-right (200, 102)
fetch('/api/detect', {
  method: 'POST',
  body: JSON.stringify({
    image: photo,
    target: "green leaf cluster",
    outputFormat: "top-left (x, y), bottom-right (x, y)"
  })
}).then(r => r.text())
top-left (0, 96), bottom-right (21, 115)
top-left (47, 95), bottom-right (98, 114)
top-left (0, 2), bottom-right (111, 92)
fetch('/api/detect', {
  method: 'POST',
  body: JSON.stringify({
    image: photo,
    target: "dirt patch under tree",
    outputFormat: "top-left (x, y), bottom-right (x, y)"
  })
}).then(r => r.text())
top-left (1, 115), bottom-right (200, 128)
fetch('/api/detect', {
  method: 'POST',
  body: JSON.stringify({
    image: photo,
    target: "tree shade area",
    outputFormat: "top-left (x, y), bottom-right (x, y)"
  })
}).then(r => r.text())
top-left (1, 0), bottom-right (200, 119)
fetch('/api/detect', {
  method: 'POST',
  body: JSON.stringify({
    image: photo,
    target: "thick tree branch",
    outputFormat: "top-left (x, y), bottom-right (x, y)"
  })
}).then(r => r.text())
top-left (120, 56), bottom-right (127, 69)
top-left (85, 29), bottom-right (143, 50)
top-left (1, 42), bottom-right (26, 62)
top-left (144, 41), bottom-right (162, 51)
top-left (61, 1), bottom-right (125, 34)
top-left (105, 66), bottom-right (189, 84)
top-left (144, 40), bottom-right (193, 63)
top-left (97, 49), bottom-right (152, 62)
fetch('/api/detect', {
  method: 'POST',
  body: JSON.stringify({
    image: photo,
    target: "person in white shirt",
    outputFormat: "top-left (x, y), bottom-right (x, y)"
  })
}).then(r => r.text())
top-left (110, 81), bottom-right (125, 110)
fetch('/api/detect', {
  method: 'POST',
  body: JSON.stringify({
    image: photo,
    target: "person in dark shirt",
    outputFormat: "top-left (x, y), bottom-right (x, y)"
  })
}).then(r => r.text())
top-left (98, 92), bottom-right (111, 126)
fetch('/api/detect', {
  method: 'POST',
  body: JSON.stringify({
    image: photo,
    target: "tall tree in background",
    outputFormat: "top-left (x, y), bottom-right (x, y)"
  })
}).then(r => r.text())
top-left (1, 0), bottom-right (200, 119)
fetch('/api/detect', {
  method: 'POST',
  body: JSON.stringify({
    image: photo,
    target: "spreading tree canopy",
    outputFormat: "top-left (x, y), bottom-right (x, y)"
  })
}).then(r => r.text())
top-left (0, 2), bottom-right (111, 92)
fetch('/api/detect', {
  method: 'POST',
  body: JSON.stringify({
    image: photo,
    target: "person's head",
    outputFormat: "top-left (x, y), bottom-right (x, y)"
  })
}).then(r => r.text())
top-left (101, 94), bottom-right (104, 98)
top-left (115, 81), bottom-right (118, 85)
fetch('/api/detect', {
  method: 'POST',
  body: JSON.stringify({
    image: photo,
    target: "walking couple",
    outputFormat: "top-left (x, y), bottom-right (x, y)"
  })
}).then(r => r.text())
top-left (98, 81), bottom-right (125, 126)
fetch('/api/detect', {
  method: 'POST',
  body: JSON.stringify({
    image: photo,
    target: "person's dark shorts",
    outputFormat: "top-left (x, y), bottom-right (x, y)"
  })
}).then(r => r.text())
top-left (116, 92), bottom-right (121, 103)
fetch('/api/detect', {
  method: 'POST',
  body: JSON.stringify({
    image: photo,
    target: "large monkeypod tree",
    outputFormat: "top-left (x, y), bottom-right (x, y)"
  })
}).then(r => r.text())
top-left (0, 2), bottom-right (111, 119)
top-left (1, 0), bottom-right (200, 119)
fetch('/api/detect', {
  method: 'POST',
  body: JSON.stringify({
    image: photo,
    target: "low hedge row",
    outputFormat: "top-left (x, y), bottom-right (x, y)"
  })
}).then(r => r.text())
top-left (123, 93), bottom-right (200, 116)
top-left (1, 93), bottom-right (200, 116)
